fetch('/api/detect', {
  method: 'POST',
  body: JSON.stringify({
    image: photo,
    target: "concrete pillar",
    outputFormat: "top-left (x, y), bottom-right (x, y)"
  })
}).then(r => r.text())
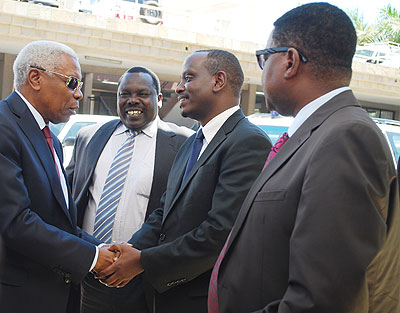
top-left (240, 83), bottom-right (257, 116)
top-left (1, 53), bottom-right (15, 99)
top-left (82, 72), bottom-right (94, 114)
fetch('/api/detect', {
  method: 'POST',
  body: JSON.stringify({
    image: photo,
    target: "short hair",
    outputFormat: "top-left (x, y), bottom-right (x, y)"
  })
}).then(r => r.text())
top-left (196, 49), bottom-right (244, 98)
top-left (13, 40), bottom-right (79, 91)
top-left (273, 2), bottom-right (357, 80)
top-left (118, 66), bottom-right (161, 94)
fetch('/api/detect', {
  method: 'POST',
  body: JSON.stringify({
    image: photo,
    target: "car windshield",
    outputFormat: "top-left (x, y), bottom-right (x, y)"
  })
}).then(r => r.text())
top-left (49, 122), bottom-right (66, 136)
top-left (386, 131), bottom-right (400, 162)
top-left (64, 122), bottom-right (96, 139)
top-left (257, 125), bottom-right (289, 145)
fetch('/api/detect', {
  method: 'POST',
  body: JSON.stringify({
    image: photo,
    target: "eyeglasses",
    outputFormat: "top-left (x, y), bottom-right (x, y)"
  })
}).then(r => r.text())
top-left (29, 65), bottom-right (83, 91)
top-left (255, 47), bottom-right (308, 70)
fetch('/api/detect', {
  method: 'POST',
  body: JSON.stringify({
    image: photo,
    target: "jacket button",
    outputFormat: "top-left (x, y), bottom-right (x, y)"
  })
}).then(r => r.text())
top-left (65, 278), bottom-right (71, 284)
top-left (159, 233), bottom-right (166, 241)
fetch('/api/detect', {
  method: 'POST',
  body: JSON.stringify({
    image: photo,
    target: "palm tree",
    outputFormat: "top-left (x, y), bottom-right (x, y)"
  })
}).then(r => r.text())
top-left (376, 5), bottom-right (400, 43)
top-left (347, 8), bottom-right (377, 44)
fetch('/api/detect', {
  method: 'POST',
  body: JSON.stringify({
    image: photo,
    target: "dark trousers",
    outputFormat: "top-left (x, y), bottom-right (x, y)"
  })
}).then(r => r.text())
top-left (81, 274), bottom-right (149, 313)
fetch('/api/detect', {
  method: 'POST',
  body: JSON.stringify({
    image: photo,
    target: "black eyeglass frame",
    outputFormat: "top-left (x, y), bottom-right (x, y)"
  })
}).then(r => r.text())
top-left (29, 65), bottom-right (83, 91)
top-left (255, 47), bottom-right (308, 70)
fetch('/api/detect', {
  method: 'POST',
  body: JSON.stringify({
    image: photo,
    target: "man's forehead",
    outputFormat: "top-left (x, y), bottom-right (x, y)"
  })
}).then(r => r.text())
top-left (182, 52), bottom-right (207, 72)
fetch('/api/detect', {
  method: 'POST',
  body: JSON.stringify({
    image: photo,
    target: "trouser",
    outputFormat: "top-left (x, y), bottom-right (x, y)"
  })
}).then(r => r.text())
top-left (81, 274), bottom-right (149, 313)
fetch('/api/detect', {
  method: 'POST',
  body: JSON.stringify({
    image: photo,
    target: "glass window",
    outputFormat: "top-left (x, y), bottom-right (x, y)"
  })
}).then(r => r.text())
top-left (49, 122), bottom-right (66, 136)
top-left (386, 131), bottom-right (400, 162)
top-left (64, 122), bottom-right (96, 139)
top-left (257, 125), bottom-right (289, 145)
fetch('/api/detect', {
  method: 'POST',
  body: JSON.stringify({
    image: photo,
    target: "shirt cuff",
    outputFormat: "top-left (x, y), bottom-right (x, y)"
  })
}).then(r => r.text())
top-left (89, 245), bottom-right (100, 272)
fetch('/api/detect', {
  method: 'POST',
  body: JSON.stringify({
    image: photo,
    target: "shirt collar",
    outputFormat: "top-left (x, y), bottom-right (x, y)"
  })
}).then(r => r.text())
top-left (201, 106), bottom-right (240, 144)
top-left (115, 115), bottom-right (159, 138)
top-left (288, 87), bottom-right (350, 137)
top-left (15, 90), bottom-right (47, 130)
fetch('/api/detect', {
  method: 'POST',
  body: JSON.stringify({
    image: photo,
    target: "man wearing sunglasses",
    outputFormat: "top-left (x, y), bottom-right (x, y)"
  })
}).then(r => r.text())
top-left (212, 3), bottom-right (399, 313)
top-left (0, 40), bottom-right (116, 313)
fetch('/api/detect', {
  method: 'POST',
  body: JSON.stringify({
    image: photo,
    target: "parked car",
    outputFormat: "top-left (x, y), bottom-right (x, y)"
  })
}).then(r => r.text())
top-left (248, 112), bottom-right (400, 167)
top-left (49, 114), bottom-right (118, 166)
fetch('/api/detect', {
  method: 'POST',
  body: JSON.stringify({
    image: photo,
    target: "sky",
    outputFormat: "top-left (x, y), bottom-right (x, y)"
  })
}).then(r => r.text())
top-left (163, 0), bottom-right (400, 45)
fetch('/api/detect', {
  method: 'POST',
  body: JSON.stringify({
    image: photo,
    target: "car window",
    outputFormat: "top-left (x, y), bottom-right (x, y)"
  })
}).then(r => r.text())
top-left (257, 125), bottom-right (289, 145)
top-left (64, 122), bottom-right (97, 139)
top-left (49, 122), bottom-right (66, 136)
top-left (386, 131), bottom-right (400, 162)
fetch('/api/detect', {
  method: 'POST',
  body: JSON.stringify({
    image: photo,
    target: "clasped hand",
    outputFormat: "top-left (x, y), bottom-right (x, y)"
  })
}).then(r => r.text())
top-left (93, 243), bottom-right (143, 288)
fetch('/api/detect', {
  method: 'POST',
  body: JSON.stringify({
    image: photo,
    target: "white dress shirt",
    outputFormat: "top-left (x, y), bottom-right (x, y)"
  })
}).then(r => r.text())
top-left (83, 117), bottom-right (158, 243)
top-left (288, 87), bottom-right (350, 136)
top-left (198, 105), bottom-right (240, 158)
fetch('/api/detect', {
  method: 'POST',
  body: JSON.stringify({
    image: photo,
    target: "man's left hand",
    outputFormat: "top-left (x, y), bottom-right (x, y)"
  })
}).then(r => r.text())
top-left (95, 243), bottom-right (143, 288)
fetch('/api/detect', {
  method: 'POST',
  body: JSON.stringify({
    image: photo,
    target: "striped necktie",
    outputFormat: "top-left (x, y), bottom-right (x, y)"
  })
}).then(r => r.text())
top-left (93, 130), bottom-right (138, 243)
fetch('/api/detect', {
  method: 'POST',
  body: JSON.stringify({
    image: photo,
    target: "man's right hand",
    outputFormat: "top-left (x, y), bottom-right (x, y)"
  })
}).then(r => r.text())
top-left (93, 245), bottom-right (118, 273)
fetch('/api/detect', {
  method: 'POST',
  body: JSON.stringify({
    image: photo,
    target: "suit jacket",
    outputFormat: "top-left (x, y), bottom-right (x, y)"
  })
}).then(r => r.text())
top-left (0, 91), bottom-right (100, 313)
top-left (129, 109), bottom-right (272, 313)
top-left (66, 118), bottom-right (194, 227)
top-left (217, 91), bottom-right (400, 313)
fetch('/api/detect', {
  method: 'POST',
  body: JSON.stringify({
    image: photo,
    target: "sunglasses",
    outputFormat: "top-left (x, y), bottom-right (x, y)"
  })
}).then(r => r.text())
top-left (29, 65), bottom-right (83, 91)
top-left (255, 47), bottom-right (308, 70)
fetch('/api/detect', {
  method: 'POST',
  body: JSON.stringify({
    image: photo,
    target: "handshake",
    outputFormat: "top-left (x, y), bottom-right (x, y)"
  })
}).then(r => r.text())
top-left (92, 243), bottom-right (143, 288)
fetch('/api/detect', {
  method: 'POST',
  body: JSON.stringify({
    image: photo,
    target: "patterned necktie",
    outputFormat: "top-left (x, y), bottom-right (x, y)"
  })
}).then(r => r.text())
top-left (263, 132), bottom-right (289, 168)
top-left (42, 125), bottom-right (60, 178)
top-left (208, 230), bottom-right (233, 313)
top-left (182, 129), bottom-right (204, 184)
top-left (94, 130), bottom-right (138, 243)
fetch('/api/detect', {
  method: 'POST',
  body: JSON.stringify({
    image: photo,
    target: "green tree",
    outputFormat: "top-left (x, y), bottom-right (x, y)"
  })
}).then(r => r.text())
top-left (347, 8), bottom-right (377, 44)
top-left (376, 4), bottom-right (400, 43)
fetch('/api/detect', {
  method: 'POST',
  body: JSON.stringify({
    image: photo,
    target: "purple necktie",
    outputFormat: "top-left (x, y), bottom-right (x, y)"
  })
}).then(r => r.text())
top-left (263, 132), bottom-right (289, 168)
top-left (208, 231), bottom-right (232, 313)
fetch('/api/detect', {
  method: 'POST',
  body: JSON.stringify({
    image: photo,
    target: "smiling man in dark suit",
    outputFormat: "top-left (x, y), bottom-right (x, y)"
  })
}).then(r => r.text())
top-left (0, 40), bottom-right (115, 313)
top-left (211, 3), bottom-right (400, 313)
top-left (96, 49), bottom-right (272, 313)
top-left (66, 66), bottom-right (193, 313)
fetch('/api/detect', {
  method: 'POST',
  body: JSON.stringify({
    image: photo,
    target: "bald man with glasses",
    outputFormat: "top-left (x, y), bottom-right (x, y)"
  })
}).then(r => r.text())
top-left (0, 40), bottom-right (116, 313)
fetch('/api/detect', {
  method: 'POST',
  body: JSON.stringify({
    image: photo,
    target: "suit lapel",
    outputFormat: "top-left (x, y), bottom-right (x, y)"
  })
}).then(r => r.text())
top-left (81, 120), bottom-right (120, 191)
top-left (224, 91), bottom-right (361, 254)
top-left (8, 92), bottom-right (72, 223)
top-left (163, 110), bottom-right (245, 222)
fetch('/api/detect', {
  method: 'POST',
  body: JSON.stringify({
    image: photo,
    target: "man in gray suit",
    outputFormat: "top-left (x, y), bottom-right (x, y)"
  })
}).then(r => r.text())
top-left (211, 3), bottom-right (400, 313)
top-left (96, 49), bottom-right (272, 313)
top-left (66, 66), bottom-right (193, 313)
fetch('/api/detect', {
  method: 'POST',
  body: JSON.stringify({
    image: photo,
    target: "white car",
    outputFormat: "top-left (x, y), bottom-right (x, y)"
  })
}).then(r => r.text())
top-left (248, 112), bottom-right (400, 167)
top-left (50, 114), bottom-right (118, 166)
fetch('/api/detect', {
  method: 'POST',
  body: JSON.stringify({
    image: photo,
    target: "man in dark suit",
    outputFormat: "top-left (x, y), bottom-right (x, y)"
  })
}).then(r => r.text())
top-left (211, 3), bottom-right (400, 313)
top-left (96, 49), bottom-right (272, 312)
top-left (0, 40), bottom-right (115, 313)
top-left (66, 66), bottom-right (193, 313)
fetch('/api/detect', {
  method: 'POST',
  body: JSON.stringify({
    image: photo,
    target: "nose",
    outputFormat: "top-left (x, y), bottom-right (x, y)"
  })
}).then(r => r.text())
top-left (127, 95), bottom-right (140, 105)
top-left (175, 80), bottom-right (184, 94)
top-left (74, 88), bottom-right (83, 101)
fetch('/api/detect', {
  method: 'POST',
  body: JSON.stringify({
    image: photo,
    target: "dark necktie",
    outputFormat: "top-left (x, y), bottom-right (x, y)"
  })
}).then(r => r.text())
top-left (42, 125), bottom-right (60, 178)
top-left (182, 129), bottom-right (204, 183)
top-left (263, 132), bottom-right (289, 168)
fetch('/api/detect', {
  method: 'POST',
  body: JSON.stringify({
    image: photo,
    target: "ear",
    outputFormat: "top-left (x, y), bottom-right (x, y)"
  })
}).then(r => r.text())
top-left (27, 68), bottom-right (41, 91)
top-left (283, 48), bottom-right (301, 79)
top-left (157, 93), bottom-right (163, 109)
top-left (212, 71), bottom-right (227, 92)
